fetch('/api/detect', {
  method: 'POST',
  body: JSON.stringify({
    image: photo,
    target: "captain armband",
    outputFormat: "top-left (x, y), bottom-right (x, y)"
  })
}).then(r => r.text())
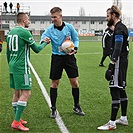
top-left (111, 34), bottom-right (123, 62)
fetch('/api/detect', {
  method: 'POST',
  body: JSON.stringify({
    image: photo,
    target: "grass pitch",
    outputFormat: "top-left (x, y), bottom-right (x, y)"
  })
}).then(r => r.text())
top-left (0, 41), bottom-right (132, 133)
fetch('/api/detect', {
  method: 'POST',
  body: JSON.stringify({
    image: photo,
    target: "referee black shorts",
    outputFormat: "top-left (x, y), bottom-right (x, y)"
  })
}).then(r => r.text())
top-left (50, 54), bottom-right (79, 80)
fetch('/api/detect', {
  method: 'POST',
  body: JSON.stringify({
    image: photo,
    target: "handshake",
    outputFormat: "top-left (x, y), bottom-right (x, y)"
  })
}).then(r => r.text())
top-left (41, 38), bottom-right (51, 44)
top-left (105, 63), bottom-right (115, 81)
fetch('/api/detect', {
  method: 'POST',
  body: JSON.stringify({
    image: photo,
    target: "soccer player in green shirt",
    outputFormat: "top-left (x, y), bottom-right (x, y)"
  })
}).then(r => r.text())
top-left (6, 12), bottom-right (50, 131)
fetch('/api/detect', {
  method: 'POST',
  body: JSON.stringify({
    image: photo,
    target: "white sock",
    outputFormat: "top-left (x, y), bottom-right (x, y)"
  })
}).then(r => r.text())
top-left (109, 120), bottom-right (116, 125)
top-left (120, 116), bottom-right (127, 121)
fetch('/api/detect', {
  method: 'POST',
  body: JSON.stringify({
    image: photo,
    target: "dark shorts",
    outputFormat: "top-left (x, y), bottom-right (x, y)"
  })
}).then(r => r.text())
top-left (103, 49), bottom-right (111, 57)
top-left (109, 56), bottom-right (128, 89)
top-left (50, 54), bottom-right (79, 80)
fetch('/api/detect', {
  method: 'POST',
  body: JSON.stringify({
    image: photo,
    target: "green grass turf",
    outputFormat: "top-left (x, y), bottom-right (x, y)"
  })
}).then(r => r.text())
top-left (0, 41), bottom-right (132, 133)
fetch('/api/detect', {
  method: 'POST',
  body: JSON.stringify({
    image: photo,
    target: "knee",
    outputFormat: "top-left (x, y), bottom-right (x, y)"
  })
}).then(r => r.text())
top-left (120, 89), bottom-right (127, 98)
top-left (27, 91), bottom-right (31, 99)
top-left (51, 80), bottom-right (59, 88)
top-left (71, 80), bottom-right (79, 88)
top-left (14, 90), bottom-right (21, 99)
top-left (22, 90), bottom-right (31, 101)
top-left (110, 87), bottom-right (120, 100)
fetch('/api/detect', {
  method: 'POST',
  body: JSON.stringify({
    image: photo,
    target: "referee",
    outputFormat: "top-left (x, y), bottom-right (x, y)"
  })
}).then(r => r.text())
top-left (40, 7), bottom-right (85, 118)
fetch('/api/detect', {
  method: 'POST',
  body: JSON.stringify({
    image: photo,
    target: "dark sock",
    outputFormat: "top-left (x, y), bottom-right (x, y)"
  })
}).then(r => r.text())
top-left (72, 88), bottom-right (79, 107)
top-left (111, 103), bottom-right (120, 121)
top-left (50, 87), bottom-right (57, 108)
top-left (121, 100), bottom-right (128, 116)
top-left (100, 56), bottom-right (106, 65)
top-left (110, 87), bottom-right (120, 121)
top-left (120, 89), bottom-right (128, 116)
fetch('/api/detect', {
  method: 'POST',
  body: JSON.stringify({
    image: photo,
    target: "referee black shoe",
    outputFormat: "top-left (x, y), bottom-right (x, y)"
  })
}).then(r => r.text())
top-left (73, 105), bottom-right (85, 116)
top-left (50, 107), bottom-right (57, 119)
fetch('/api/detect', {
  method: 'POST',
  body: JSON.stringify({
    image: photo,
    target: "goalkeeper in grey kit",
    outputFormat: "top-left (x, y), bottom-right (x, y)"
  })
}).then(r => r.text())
top-left (40, 7), bottom-right (85, 118)
top-left (98, 5), bottom-right (129, 130)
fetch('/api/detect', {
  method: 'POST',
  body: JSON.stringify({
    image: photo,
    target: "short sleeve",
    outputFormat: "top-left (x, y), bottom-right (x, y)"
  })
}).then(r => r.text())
top-left (21, 30), bottom-right (35, 46)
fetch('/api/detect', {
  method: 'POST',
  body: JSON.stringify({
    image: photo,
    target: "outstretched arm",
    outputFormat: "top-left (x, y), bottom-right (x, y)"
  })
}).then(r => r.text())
top-left (31, 38), bottom-right (51, 53)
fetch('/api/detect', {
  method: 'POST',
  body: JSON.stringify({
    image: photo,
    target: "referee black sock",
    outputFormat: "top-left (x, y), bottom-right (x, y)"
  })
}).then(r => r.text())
top-left (50, 87), bottom-right (57, 108)
top-left (72, 88), bottom-right (79, 107)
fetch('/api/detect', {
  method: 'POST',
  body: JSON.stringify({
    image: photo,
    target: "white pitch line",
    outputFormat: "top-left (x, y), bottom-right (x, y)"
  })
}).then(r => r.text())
top-left (29, 62), bottom-right (69, 133)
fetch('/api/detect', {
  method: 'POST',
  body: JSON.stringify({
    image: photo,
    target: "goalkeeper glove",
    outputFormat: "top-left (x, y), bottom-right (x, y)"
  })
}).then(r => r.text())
top-left (105, 63), bottom-right (115, 81)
